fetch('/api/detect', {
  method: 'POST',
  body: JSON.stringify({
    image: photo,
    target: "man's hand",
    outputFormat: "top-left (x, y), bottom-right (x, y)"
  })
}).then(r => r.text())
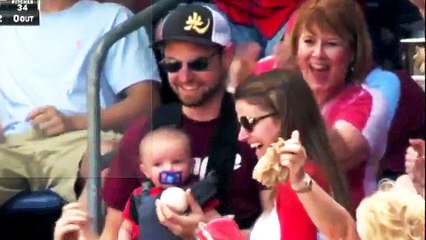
top-left (26, 106), bottom-right (74, 136)
top-left (156, 190), bottom-right (204, 239)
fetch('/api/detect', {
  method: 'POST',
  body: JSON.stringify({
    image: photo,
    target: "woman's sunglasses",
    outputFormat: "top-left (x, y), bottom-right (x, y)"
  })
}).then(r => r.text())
top-left (239, 112), bottom-right (277, 132)
top-left (159, 52), bottom-right (217, 73)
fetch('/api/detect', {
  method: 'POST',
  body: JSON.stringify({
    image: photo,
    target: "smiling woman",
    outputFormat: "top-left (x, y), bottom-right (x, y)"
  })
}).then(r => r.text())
top-left (290, 0), bottom-right (389, 208)
top-left (290, 0), bottom-right (372, 105)
top-left (234, 69), bottom-right (356, 240)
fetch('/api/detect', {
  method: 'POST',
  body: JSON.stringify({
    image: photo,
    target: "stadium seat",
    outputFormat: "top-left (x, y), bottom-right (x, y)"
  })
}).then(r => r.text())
top-left (0, 190), bottom-right (66, 239)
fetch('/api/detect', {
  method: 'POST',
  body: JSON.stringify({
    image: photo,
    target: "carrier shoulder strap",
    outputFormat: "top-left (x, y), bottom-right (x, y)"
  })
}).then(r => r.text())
top-left (130, 181), bottom-right (153, 225)
top-left (206, 93), bottom-right (238, 214)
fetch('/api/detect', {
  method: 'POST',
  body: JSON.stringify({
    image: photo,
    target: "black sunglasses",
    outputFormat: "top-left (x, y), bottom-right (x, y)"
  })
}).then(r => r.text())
top-left (239, 112), bottom-right (277, 132)
top-left (159, 52), bottom-right (217, 73)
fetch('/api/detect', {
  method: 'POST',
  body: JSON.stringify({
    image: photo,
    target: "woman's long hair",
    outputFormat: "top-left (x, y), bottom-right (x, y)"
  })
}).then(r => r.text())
top-left (234, 69), bottom-right (353, 213)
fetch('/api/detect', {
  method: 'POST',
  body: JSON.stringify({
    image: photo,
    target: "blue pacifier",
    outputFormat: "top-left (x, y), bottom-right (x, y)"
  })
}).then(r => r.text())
top-left (159, 171), bottom-right (183, 186)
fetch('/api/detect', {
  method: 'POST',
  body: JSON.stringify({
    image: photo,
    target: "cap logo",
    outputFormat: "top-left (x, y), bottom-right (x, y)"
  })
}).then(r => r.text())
top-left (184, 12), bottom-right (210, 35)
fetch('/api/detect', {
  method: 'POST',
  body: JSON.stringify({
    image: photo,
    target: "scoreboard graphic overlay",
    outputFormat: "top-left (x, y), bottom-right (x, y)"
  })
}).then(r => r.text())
top-left (0, 0), bottom-right (39, 25)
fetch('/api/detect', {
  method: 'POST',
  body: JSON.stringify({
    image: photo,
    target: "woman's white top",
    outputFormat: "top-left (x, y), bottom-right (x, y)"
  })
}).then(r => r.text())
top-left (250, 205), bottom-right (281, 240)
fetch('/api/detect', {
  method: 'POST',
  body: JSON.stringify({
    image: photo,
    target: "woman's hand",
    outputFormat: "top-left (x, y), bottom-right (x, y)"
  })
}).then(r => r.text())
top-left (156, 190), bottom-right (205, 239)
top-left (54, 202), bottom-right (96, 240)
top-left (228, 42), bottom-right (260, 91)
top-left (277, 130), bottom-right (307, 184)
top-left (405, 139), bottom-right (425, 193)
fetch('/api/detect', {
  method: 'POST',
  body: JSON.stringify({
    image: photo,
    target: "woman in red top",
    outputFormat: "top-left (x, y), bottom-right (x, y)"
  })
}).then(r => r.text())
top-left (234, 69), bottom-right (357, 240)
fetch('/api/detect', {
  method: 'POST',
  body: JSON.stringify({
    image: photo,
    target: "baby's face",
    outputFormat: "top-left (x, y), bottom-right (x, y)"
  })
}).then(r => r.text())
top-left (141, 139), bottom-right (192, 189)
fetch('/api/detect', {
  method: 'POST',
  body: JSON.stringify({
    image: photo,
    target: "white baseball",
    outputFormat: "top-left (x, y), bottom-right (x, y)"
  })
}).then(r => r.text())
top-left (160, 187), bottom-right (188, 214)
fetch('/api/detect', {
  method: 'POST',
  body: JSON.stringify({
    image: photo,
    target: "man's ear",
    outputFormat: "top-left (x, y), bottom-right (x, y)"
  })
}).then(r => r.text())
top-left (221, 44), bottom-right (235, 69)
top-left (140, 164), bottom-right (150, 178)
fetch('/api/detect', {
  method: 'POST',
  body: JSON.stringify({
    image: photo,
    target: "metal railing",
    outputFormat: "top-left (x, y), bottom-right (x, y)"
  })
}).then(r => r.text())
top-left (86, 0), bottom-right (180, 233)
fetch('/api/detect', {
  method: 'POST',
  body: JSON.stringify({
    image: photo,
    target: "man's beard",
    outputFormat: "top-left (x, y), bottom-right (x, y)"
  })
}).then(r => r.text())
top-left (174, 75), bottom-right (227, 108)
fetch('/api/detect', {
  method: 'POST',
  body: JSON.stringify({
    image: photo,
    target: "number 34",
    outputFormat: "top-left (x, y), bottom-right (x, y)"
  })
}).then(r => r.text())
top-left (17, 4), bottom-right (28, 11)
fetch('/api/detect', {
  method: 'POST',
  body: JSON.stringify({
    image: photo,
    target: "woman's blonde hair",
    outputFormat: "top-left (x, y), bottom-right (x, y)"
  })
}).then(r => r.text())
top-left (290, 0), bottom-right (373, 84)
top-left (356, 180), bottom-right (425, 240)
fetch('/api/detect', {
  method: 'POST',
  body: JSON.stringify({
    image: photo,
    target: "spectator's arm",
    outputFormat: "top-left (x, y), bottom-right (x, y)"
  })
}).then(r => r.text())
top-left (96, 6), bottom-right (161, 132)
top-left (117, 220), bottom-right (133, 240)
top-left (328, 120), bottom-right (370, 171)
top-left (70, 81), bottom-right (160, 132)
top-left (100, 207), bottom-right (124, 240)
top-left (71, 81), bottom-right (160, 132)
top-left (27, 81), bottom-right (160, 136)
top-left (294, 181), bottom-right (359, 239)
top-left (277, 131), bottom-right (359, 239)
top-left (228, 42), bottom-right (260, 91)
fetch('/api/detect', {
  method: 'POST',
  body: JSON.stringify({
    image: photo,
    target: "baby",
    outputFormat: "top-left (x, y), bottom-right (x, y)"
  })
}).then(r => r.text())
top-left (54, 127), bottom-right (219, 240)
top-left (119, 127), bottom-right (219, 240)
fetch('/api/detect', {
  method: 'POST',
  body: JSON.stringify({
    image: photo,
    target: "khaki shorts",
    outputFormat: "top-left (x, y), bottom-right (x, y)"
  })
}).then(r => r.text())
top-left (0, 129), bottom-right (121, 206)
